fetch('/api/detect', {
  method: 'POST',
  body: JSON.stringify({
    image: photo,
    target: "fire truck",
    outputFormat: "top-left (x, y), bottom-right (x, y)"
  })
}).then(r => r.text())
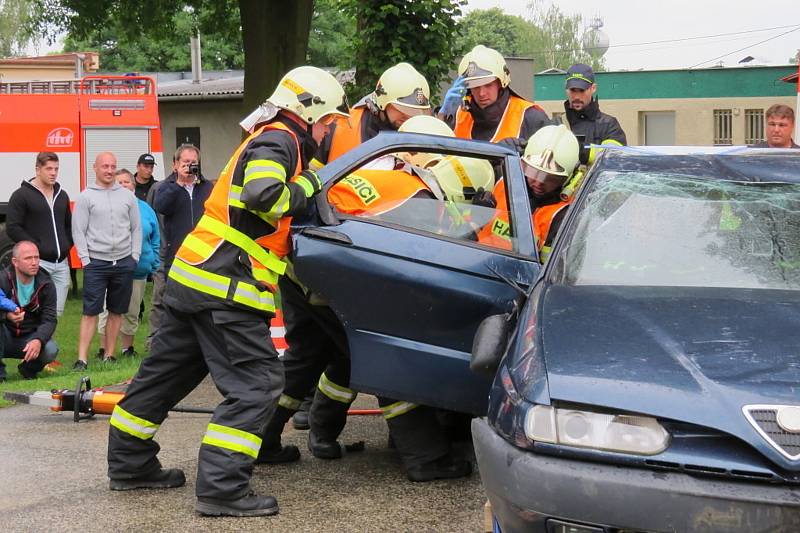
top-left (0, 75), bottom-right (165, 264)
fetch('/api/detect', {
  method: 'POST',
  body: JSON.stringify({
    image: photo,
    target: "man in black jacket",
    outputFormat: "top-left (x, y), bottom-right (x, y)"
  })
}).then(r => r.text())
top-left (7, 152), bottom-right (72, 316)
top-left (563, 63), bottom-right (627, 165)
top-left (0, 241), bottom-right (58, 381)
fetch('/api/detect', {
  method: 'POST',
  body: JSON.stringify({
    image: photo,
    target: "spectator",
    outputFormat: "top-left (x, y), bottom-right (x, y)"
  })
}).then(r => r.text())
top-left (134, 153), bottom-right (158, 201)
top-left (6, 152), bottom-right (73, 316)
top-left (0, 241), bottom-right (59, 382)
top-left (146, 144), bottom-right (211, 348)
top-left (96, 169), bottom-right (160, 359)
top-left (71, 152), bottom-right (141, 370)
top-left (562, 63), bottom-right (627, 165)
top-left (753, 104), bottom-right (799, 148)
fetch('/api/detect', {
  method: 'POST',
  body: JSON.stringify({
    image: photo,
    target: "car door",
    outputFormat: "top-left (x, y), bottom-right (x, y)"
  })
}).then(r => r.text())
top-left (290, 134), bottom-right (539, 415)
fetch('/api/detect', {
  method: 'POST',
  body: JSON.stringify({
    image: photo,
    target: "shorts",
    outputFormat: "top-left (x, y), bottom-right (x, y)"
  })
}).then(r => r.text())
top-left (82, 256), bottom-right (136, 316)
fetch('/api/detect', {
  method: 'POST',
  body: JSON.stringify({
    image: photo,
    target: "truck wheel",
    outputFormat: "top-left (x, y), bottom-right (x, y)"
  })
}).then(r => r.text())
top-left (0, 224), bottom-right (14, 268)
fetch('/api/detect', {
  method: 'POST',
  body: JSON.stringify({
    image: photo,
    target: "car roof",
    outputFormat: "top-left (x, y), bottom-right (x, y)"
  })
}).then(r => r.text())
top-left (596, 146), bottom-right (800, 184)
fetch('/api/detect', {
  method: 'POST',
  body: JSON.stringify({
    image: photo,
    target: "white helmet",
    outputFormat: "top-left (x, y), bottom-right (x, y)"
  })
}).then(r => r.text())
top-left (457, 45), bottom-right (511, 89)
top-left (267, 66), bottom-right (349, 124)
top-left (522, 125), bottom-right (579, 191)
top-left (372, 63), bottom-right (431, 115)
top-left (430, 155), bottom-right (495, 203)
top-left (397, 115), bottom-right (455, 168)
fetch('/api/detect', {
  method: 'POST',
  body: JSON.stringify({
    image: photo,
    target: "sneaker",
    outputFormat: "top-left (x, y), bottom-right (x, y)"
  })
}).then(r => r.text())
top-left (292, 410), bottom-right (310, 430)
top-left (72, 360), bottom-right (88, 372)
top-left (109, 468), bottom-right (186, 491)
top-left (121, 346), bottom-right (138, 358)
top-left (96, 347), bottom-right (106, 360)
top-left (196, 490), bottom-right (278, 517)
top-left (308, 431), bottom-right (342, 460)
top-left (254, 444), bottom-right (300, 465)
top-left (102, 356), bottom-right (117, 364)
top-left (17, 363), bottom-right (36, 380)
top-left (406, 455), bottom-right (472, 483)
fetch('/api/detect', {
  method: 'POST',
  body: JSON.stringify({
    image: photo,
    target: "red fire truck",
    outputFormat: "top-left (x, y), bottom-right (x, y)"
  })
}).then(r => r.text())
top-left (0, 75), bottom-right (165, 264)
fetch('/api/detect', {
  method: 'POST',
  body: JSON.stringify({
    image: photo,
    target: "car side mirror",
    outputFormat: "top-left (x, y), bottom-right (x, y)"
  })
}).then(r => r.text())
top-left (470, 313), bottom-right (512, 378)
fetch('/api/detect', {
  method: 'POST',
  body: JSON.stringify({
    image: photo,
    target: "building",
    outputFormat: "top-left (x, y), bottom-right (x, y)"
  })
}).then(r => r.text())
top-left (533, 65), bottom-right (797, 146)
top-left (0, 52), bottom-right (99, 82)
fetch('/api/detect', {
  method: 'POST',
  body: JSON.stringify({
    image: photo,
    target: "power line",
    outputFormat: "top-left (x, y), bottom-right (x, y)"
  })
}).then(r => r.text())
top-left (689, 25), bottom-right (800, 68)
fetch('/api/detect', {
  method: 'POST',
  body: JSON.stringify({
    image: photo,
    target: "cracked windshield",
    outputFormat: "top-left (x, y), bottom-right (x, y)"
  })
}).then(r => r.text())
top-left (556, 172), bottom-right (800, 290)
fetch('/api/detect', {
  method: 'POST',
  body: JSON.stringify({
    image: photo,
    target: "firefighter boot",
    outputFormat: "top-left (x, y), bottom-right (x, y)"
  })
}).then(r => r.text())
top-left (196, 490), bottom-right (279, 517)
top-left (109, 468), bottom-right (186, 491)
top-left (308, 431), bottom-right (342, 459)
top-left (406, 455), bottom-right (472, 483)
top-left (254, 443), bottom-right (300, 465)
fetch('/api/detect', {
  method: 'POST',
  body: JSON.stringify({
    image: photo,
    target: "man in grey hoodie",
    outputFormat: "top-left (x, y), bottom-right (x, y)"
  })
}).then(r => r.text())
top-left (71, 152), bottom-right (141, 370)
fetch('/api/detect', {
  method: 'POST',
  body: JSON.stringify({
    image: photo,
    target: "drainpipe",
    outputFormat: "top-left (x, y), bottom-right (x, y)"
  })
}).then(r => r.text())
top-left (191, 33), bottom-right (202, 84)
top-left (75, 53), bottom-right (85, 79)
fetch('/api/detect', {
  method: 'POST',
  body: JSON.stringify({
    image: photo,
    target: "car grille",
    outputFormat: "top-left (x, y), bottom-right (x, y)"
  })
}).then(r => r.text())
top-left (743, 406), bottom-right (800, 460)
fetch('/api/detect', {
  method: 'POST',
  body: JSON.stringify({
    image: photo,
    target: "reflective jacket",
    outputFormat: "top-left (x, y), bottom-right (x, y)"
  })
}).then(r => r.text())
top-left (563, 99), bottom-right (626, 164)
top-left (327, 168), bottom-right (430, 217)
top-left (454, 92), bottom-right (550, 142)
top-left (165, 118), bottom-right (311, 317)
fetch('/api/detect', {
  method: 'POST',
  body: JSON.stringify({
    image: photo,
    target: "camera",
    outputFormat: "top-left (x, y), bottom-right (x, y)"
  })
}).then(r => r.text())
top-left (189, 163), bottom-right (200, 176)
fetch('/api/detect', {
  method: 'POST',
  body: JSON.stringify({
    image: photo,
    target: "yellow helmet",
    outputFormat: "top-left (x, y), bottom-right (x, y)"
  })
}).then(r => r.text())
top-left (267, 66), bottom-right (349, 124)
top-left (457, 45), bottom-right (511, 89)
top-left (522, 124), bottom-right (579, 178)
top-left (397, 116), bottom-right (455, 168)
top-left (430, 155), bottom-right (495, 203)
top-left (372, 62), bottom-right (431, 115)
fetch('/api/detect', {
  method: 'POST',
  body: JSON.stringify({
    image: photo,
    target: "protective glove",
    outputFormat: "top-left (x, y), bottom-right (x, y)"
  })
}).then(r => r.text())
top-left (291, 169), bottom-right (323, 198)
top-left (439, 76), bottom-right (467, 118)
top-left (497, 136), bottom-right (527, 156)
top-left (472, 187), bottom-right (497, 209)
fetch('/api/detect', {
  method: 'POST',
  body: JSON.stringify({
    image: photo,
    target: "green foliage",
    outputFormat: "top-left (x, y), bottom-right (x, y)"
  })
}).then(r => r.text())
top-left (307, 0), bottom-right (356, 69)
top-left (0, 0), bottom-right (35, 56)
top-left (457, 8), bottom-right (540, 58)
top-left (57, 1), bottom-right (243, 71)
top-left (341, 0), bottom-right (465, 103)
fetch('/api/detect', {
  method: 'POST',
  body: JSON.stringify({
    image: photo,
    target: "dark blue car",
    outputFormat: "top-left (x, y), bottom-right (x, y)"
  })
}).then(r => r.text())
top-left (472, 148), bottom-right (800, 532)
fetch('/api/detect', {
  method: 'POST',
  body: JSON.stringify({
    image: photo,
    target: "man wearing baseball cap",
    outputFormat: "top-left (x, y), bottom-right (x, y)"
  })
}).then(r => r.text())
top-left (563, 63), bottom-right (626, 165)
top-left (134, 153), bottom-right (158, 201)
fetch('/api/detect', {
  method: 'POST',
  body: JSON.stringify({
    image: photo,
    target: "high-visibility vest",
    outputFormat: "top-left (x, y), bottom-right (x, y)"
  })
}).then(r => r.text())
top-left (454, 95), bottom-right (538, 142)
top-left (328, 106), bottom-right (366, 162)
top-left (168, 122), bottom-right (301, 314)
top-left (476, 179), bottom-right (571, 261)
top-left (327, 168), bottom-right (429, 216)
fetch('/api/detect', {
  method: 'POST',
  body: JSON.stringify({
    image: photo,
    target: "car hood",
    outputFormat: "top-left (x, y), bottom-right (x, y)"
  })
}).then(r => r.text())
top-left (537, 285), bottom-right (800, 462)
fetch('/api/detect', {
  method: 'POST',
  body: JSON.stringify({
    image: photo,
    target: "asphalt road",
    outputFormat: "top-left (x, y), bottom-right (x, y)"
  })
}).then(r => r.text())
top-left (0, 378), bottom-right (485, 532)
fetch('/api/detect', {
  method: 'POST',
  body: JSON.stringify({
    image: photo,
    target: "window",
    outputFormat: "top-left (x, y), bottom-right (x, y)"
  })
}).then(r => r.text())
top-left (326, 151), bottom-right (518, 252)
top-left (713, 109), bottom-right (733, 145)
top-left (745, 109), bottom-right (764, 145)
top-left (640, 112), bottom-right (675, 145)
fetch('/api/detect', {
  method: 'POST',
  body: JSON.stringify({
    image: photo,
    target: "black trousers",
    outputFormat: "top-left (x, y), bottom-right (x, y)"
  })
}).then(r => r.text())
top-left (260, 276), bottom-right (351, 450)
top-left (377, 398), bottom-right (451, 469)
top-left (107, 303), bottom-right (283, 499)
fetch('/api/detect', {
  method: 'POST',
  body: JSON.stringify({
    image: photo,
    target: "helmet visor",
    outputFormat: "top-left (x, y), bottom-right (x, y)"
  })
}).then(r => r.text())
top-left (523, 161), bottom-right (567, 191)
top-left (464, 76), bottom-right (496, 89)
top-left (523, 149), bottom-right (566, 175)
top-left (389, 103), bottom-right (431, 118)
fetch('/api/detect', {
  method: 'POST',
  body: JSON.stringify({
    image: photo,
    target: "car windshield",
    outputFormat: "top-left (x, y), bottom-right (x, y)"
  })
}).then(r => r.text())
top-left (552, 171), bottom-right (800, 290)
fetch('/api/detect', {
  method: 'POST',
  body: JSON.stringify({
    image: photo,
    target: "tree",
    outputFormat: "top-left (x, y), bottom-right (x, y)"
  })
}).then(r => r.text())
top-left (341, 0), bottom-right (464, 103)
top-left (456, 8), bottom-right (541, 58)
top-left (0, 0), bottom-right (35, 56)
top-left (29, 0), bottom-right (312, 113)
top-left (307, 0), bottom-right (356, 68)
top-left (526, 1), bottom-right (605, 71)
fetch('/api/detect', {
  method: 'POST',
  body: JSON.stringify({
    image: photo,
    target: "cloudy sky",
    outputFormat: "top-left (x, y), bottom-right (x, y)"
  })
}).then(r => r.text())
top-left (466, 0), bottom-right (800, 71)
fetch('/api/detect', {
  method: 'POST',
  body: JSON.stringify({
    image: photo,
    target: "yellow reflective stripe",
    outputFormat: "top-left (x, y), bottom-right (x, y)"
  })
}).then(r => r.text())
top-left (309, 158), bottom-right (324, 171)
top-left (292, 174), bottom-right (316, 197)
top-left (229, 185), bottom-right (246, 209)
top-left (232, 282), bottom-right (276, 312)
top-left (278, 394), bottom-right (303, 410)
top-left (269, 187), bottom-right (291, 217)
top-left (252, 266), bottom-right (279, 285)
top-left (197, 215), bottom-right (286, 276)
top-left (109, 405), bottom-right (160, 440)
top-left (588, 139), bottom-right (623, 165)
top-left (181, 233), bottom-right (216, 258)
top-left (202, 423), bottom-right (262, 459)
top-left (318, 373), bottom-right (355, 404)
top-left (381, 401), bottom-right (418, 420)
top-left (169, 259), bottom-right (229, 298)
top-left (540, 245), bottom-right (552, 264)
top-left (243, 159), bottom-right (286, 187)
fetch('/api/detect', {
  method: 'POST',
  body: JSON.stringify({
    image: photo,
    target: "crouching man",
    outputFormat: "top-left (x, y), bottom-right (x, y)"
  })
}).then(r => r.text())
top-left (0, 241), bottom-right (58, 381)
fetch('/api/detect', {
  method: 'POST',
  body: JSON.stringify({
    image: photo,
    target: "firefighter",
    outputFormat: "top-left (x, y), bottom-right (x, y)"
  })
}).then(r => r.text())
top-left (478, 124), bottom-right (581, 263)
top-left (315, 62), bottom-right (431, 166)
top-left (439, 45), bottom-right (552, 144)
top-left (106, 66), bottom-right (349, 517)
top-left (256, 63), bottom-right (433, 462)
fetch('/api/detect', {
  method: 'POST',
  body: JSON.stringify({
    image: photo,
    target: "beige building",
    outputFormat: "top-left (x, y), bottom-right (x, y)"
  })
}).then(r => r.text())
top-left (0, 52), bottom-right (99, 82)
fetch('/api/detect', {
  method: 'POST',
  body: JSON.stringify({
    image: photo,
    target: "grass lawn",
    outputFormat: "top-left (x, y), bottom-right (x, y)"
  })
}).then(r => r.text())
top-left (0, 271), bottom-right (152, 407)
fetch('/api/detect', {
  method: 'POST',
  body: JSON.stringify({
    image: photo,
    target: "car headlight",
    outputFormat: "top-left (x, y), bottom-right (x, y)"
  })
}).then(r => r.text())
top-left (524, 405), bottom-right (669, 455)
